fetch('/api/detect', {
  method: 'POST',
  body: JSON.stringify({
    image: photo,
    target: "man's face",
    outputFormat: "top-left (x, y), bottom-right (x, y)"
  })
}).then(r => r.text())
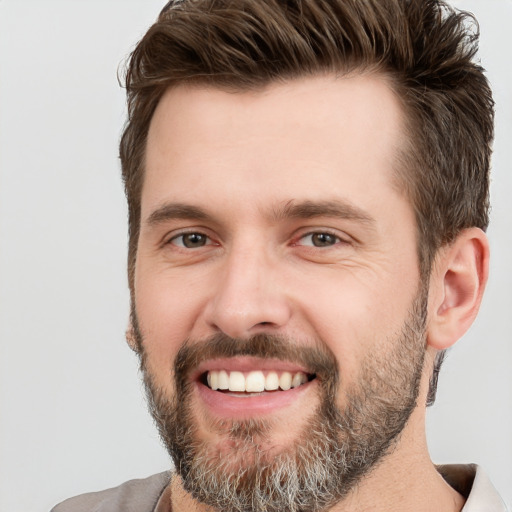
top-left (133, 75), bottom-right (427, 511)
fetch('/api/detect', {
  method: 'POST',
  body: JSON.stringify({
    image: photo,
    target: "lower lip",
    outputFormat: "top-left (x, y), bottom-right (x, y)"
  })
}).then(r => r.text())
top-left (195, 380), bottom-right (316, 419)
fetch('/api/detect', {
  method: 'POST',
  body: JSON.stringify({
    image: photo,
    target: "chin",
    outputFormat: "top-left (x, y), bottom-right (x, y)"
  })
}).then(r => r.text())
top-left (194, 404), bottom-right (310, 461)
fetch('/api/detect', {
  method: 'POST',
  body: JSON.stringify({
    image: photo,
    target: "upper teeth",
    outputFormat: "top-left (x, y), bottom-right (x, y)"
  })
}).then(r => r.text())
top-left (206, 370), bottom-right (308, 393)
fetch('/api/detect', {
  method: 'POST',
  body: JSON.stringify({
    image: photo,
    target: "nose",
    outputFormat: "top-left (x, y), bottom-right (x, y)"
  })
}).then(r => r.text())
top-left (203, 246), bottom-right (292, 339)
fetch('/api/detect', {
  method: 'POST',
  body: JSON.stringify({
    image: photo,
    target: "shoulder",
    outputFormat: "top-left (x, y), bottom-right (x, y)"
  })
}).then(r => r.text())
top-left (50, 472), bottom-right (172, 512)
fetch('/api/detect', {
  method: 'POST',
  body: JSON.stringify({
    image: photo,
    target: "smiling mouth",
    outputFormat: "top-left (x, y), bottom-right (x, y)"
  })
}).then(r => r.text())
top-left (201, 370), bottom-right (316, 394)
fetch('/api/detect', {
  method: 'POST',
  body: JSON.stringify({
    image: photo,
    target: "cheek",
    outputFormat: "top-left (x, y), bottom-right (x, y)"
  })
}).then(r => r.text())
top-left (298, 295), bottom-right (372, 388)
top-left (134, 270), bottom-right (205, 381)
top-left (292, 267), bottom-right (419, 386)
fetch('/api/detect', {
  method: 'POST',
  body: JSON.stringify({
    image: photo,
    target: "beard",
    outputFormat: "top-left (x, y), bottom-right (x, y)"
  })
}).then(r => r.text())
top-left (134, 285), bottom-right (428, 512)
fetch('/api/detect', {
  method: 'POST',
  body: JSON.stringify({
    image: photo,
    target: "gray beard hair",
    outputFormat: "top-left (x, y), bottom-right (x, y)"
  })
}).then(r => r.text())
top-left (137, 286), bottom-right (427, 512)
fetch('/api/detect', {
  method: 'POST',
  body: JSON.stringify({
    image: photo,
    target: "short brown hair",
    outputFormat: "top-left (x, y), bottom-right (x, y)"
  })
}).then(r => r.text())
top-left (119, 0), bottom-right (494, 403)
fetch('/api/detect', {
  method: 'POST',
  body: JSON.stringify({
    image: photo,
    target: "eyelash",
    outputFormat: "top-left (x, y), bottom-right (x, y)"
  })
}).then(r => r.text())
top-left (294, 231), bottom-right (346, 248)
top-left (167, 231), bottom-right (214, 249)
top-left (166, 229), bottom-right (347, 250)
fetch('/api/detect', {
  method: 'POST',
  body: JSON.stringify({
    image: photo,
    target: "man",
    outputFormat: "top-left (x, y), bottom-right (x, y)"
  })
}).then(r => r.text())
top-left (52, 0), bottom-right (507, 510)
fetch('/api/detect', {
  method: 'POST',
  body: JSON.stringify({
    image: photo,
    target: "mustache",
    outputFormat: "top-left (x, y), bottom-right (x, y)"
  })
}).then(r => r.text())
top-left (173, 333), bottom-right (339, 389)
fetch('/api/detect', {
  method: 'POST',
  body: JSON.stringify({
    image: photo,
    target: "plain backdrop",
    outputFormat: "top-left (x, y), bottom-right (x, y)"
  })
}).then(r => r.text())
top-left (0, 1), bottom-right (510, 511)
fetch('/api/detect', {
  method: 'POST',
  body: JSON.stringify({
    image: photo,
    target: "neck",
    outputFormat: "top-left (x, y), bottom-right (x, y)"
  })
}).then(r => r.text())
top-left (327, 413), bottom-right (465, 512)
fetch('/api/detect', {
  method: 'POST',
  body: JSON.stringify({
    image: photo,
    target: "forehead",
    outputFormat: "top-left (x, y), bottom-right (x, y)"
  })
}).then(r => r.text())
top-left (143, 73), bottom-right (406, 220)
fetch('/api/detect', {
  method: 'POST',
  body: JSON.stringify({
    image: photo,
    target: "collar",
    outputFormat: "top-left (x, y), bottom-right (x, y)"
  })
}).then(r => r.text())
top-left (437, 464), bottom-right (508, 511)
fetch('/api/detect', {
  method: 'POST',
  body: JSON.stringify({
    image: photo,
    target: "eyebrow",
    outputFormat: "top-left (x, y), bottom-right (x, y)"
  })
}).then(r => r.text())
top-left (145, 199), bottom-right (376, 228)
top-left (270, 199), bottom-right (376, 226)
top-left (146, 203), bottom-right (211, 226)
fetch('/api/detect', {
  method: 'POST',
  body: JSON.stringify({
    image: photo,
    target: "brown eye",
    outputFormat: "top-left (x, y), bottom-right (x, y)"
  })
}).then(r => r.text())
top-left (172, 233), bottom-right (209, 248)
top-left (311, 233), bottom-right (338, 247)
top-left (299, 232), bottom-right (340, 247)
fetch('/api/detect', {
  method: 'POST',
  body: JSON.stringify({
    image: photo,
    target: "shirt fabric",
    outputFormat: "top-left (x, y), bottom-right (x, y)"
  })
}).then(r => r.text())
top-left (51, 464), bottom-right (508, 512)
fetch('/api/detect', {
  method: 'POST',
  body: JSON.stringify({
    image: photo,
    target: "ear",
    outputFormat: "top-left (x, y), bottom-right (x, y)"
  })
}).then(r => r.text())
top-left (427, 228), bottom-right (489, 350)
top-left (125, 322), bottom-right (140, 353)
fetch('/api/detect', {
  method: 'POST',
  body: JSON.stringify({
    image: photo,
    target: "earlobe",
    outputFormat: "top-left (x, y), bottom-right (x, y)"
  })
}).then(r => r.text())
top-left (427, 228), bottom-right (489, 350)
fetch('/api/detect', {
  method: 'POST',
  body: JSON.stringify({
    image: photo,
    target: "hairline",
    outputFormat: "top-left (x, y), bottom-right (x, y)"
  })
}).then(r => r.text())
top-left (127, 66), bottom-right (431, 288)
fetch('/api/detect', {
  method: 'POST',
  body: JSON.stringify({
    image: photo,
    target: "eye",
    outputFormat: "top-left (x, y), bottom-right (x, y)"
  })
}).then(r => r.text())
top-left (298, 232), bottom-right (342, 247)
top-left (170, 232), bottom-right (211, 249)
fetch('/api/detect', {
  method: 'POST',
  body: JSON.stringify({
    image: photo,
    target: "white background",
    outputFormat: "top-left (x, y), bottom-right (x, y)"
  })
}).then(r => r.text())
top-left (0, 1), bottom-right (510, 511)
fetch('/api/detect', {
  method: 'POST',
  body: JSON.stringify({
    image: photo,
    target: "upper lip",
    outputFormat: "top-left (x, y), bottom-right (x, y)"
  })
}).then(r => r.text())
top-left (190, 356), bottom-right (313, 382)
